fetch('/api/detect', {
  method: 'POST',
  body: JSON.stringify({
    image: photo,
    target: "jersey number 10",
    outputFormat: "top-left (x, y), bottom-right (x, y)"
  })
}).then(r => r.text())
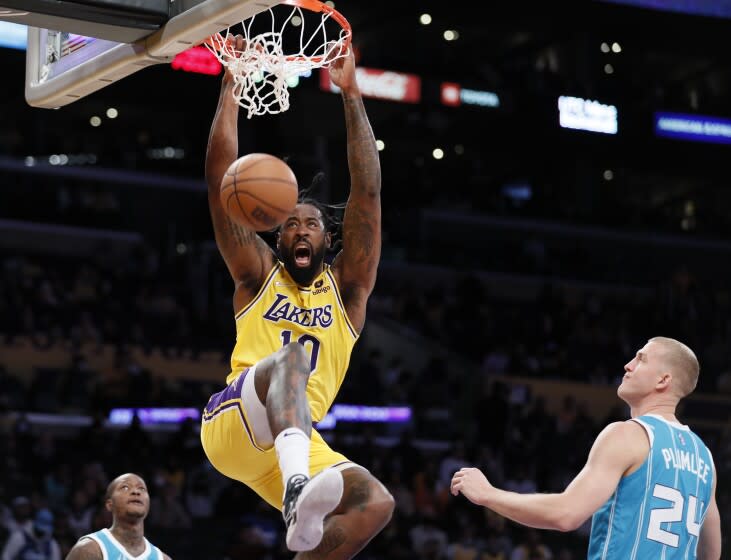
top-left (281, 330), bottom-right (321, 372)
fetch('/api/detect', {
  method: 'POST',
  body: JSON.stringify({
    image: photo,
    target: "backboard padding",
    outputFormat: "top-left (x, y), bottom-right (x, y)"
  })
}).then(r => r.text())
top-left (24, 0), bottom-right (280, 108)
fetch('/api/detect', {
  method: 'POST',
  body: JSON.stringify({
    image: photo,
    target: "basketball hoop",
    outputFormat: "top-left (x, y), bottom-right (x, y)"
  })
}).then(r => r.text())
top-left (204, 0), bottom-right (352, 118)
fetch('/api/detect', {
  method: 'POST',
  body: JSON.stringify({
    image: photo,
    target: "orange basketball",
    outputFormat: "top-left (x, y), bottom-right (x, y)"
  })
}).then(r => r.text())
top-left (220, 153), bottom-right (298, 231)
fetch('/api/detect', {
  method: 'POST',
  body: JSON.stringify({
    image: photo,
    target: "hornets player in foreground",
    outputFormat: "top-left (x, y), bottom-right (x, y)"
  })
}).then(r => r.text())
top-left (451, 336), bottom-right (721, 559)
top-left (66, 473), bottom-right (170, 560)
top-left (201, 36), bottom-right (393, 558)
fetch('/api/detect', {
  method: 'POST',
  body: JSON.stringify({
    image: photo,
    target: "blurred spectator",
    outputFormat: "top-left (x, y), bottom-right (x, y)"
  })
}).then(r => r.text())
top-left (510, 529), bottom-right (552, 560)
top-left (66, 490), bottom-right (93, 539)
top-left (410, 516), bottom-right (448, 558)
top-left (2, 499), bottom-right (32, 535)
top-left (446, 521), bottom-right (484, 560)
top-left (1, 508), bottom-right (61, 560)
top-left (147, 483), bottom-right (191, 530)
top-left (224, 525), bottom-right (272, 560)
top-left (438, 441), bottom-right (470, 491)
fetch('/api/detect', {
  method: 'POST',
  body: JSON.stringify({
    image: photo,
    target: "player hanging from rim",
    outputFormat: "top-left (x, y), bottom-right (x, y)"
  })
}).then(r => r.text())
top-left (200, 35), bottom-right (394, 557)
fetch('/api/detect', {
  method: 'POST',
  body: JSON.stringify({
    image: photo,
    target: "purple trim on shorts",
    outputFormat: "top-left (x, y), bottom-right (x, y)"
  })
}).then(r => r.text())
top-left (203, 368), bottom-right (266, 452)
top-left (204, 368), bottom-right (249, 413)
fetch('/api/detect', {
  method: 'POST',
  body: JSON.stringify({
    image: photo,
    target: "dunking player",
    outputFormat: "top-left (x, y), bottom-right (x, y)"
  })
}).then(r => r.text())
top-left (451, 337), bottom-right (722, 559)
top-left (200, 36), bottom-right (394, 557)
top-left (66, 473), bottom-right (171, 560)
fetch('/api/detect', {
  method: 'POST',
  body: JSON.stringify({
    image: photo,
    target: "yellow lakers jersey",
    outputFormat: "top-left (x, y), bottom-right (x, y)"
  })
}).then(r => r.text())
top-left (227, 262), bottom-right (359, 421)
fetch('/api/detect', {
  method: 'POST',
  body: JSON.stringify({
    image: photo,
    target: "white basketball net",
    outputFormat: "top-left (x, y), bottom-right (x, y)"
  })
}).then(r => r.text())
top-left (205, 3), bottom-right (351, 119)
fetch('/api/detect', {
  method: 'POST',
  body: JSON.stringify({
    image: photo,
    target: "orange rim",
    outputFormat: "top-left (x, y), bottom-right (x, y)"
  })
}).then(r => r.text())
top-left (204, 0), bottom-right (352, 62)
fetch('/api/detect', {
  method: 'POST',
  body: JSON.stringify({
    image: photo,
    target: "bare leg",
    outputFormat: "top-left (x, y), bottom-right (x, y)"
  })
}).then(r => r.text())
top-left (251, 343), bottom-right (344, 552)
top-left (294, 467), bottom-right (395, 560)
top-left (254, 342), bottom-right (312, 438)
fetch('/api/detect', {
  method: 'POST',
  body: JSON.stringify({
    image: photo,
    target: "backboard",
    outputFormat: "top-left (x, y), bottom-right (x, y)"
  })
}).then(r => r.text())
top-left (1, 0), bottom-right (280, 108)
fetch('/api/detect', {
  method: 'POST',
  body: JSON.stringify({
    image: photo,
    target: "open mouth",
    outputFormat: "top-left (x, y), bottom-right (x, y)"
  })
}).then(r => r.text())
top-left (128, 499), bottom-right (144, 506)
top-left (294, 243), bottom-right (312, 267)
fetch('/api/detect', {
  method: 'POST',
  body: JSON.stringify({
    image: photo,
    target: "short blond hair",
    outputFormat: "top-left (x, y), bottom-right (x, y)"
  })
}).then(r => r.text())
top-left (649, 336), bottom-right (699, 397)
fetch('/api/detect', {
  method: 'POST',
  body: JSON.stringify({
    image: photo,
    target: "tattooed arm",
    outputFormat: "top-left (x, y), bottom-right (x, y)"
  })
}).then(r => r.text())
top-left (329, 49), bottom-right (382, 332)
top-left (206, 35), bottom-right (275, 311)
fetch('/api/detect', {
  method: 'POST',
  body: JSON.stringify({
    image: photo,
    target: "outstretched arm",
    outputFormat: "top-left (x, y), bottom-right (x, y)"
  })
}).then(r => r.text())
top-left (451, 421), bottom-right (647, 531)
top-left (206, 36), bottom-right (274, 308)
top-left (698, 467), bottom-right (722, 560)
top-left (329, 48), bottom-right (381, 332)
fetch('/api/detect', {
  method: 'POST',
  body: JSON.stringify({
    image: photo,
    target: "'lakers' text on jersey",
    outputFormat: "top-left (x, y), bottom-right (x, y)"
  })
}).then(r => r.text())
top-left (588, 415), bottom-right (714, 559)
top-left (228, 262), bottom-right (358, 422)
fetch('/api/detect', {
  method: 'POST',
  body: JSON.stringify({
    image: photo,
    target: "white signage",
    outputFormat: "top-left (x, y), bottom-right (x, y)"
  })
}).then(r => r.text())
top-left (558, 95), bottom-right (618, 134)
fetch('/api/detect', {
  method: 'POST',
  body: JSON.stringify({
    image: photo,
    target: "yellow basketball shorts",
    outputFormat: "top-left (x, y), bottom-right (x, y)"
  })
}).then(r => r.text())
top-left (200, 368), bottom-right (350, 510)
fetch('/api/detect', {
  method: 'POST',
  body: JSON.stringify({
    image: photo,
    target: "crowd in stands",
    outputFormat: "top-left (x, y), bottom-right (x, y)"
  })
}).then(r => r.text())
top-left (7, 378), bottom-right (725, 559)
top-left (3, 241), bottom-right (731, 404)
top-left (1, 238), bottom-right (730, 558)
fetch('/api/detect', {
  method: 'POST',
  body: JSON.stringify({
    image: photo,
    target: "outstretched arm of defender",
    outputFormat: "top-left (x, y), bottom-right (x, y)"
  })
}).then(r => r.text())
top-left (329, 48), bottom-right (381, 331)
top-left (206, 35), bottom-right (274, 295)
top-left (451, 421), bottom-right (645, 531)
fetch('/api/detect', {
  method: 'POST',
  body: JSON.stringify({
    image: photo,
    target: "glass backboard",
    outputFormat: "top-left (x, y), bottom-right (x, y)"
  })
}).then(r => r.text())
top-left (23, 0), bottom-right (280, 109)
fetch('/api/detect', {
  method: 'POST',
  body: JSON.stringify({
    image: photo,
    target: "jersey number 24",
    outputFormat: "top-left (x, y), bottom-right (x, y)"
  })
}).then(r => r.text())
top-left (647, 483), bottom-right (703, 547)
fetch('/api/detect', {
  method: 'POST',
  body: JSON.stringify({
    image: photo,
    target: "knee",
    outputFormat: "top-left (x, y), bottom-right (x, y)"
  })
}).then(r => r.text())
top-left (359, 479), bottom-right (395, 533)
top-left (372, 485), bottom-right (395, 527)
top-left (276, 342), bottom-right (310, 376)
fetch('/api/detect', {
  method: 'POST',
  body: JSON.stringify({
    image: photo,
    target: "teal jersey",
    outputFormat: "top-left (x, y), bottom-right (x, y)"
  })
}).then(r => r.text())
top-left (81, 529), bottom-right (163, 560)
top-left (588, 415), bottom-right (714, 559)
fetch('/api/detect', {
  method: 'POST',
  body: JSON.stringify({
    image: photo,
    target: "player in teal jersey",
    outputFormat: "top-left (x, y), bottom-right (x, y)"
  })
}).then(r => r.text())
top-left (66, 473), bottom-right (171, 560)
top-left (451, 336), bottom-right (721, 559)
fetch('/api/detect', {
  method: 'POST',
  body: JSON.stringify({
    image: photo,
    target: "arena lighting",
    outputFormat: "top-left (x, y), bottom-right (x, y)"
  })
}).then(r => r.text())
top-left (109, 407), bottom-right (200, 425)
top-left (0, 21), bottom-right (25, 49)
top-left (655, 111), bottom-right (731, 144)
top-left (441, 82), bottom-right (500, 108)
top-left (322, 404), bottom-right (412, 428)
top-left (108, 405), bottom-right (411, 428)
top-left (171, 45), bottom-right (221, 75)
top-left (320, 67), bottom-right (421, 103)
top-left (147, 146), bottom-right (185, 160)
top-left (314, 404), bottom-right (413, 430)
top-left (333, 404), bottom-right (411, 422)
top-left (600, 0), bottom-right (731, 18)
top-left (558, 95), bottom-right (618, 134)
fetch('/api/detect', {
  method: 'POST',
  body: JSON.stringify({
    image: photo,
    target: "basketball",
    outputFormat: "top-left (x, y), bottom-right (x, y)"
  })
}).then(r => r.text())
top-left (220, 153), bottom-right (298, 231)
